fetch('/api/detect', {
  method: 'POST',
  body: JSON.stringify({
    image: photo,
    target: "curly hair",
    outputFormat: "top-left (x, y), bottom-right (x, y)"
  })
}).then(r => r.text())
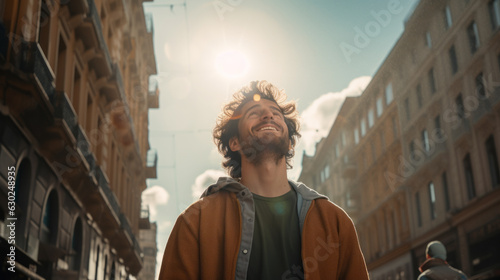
top-left (213, 80), bottom-right (301, 178)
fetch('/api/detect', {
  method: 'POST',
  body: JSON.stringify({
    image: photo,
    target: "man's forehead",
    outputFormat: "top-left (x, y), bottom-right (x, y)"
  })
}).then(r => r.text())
top-left (231, 95), bottom-right (281, 120)
top-left (240, 98), bottom-right (280, 112)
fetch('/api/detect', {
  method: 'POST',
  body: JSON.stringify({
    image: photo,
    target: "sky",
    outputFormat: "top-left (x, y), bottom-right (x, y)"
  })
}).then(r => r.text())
top-left (141, 0), bottom-right (418, 276)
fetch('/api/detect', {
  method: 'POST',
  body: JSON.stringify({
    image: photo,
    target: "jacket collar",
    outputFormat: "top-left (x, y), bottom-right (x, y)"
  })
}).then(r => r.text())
top-left (201, 176), bottom-right (327, 201)
top-left (419, 258), bottom-right (448, 272)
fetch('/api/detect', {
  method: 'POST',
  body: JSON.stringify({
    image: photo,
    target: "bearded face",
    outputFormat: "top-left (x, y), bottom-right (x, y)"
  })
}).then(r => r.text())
top-left (230, 98), bottom-right (291, 166)
top-left (239, 120), bottom-right (290, 165)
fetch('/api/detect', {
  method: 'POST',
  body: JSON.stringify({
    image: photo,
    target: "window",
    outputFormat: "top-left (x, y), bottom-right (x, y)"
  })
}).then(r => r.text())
top-left (449, 45), bottom-right (458, 74)
top-left (361, 118), bottom-right (366, 136)
top-left (368, 108), bottom-right (375, 128)
top-left (341, 131), bottom-right (346, 147)
top-left (335, 144), bottom-right (340, 158)
top-left (56, 35), bottom-right (68, 92)
top-left (371, 141), bottom-right (376, 162)
top-left (38, 0), bottom-right (51, 57)
top-left (463, 153), bottom-right (476, 199)
top-left (380, 131), bottom-right (386, 152)
top-left (354, 128), bottom-right (360, 144)
top-left (444, 5), bottom-right (453, 29)
top-left (103, 255), bottom-right (108, 280)
top-left (467, 21), bottom-right (480, 54)
top-left (86, 95), bottom-right (94, 133)
top-left (386, 210), bottom-right (393, 248)
top-left (485, 135), bottom-right (500, 188)
top-left (392, 116), bottom-right (398, 139)
top-left (404, 98), bottom-right (410, 120)
top-left (489, 0), bottom-right (500, 28)
top-left (415, 192), bottom-right (422, 227)
top-left (409, 140), bottom-right (415, 159)
top-left (434, 115), bottom-right (442, 139)
top-left (442, 172), bottom-right (451, 211)
top-left (426, 31), bottom-right (432, 48)
top-left (376, 96), bottom-right (384, 117)
top-left (94, 245), bottom-right (100, 280)
top-left (421, 129), bottom-right (430, 152)
top-left (456, 94), bottom-right (465, 119)
top-left (428, 68), bottom-right (436, 94)
top-left (70, 218), bottom-right (83, 270)
top-left (428, 182), bottom-right (437, 220)
top-left (385, 83), bottom-right (394, 104)
top-left (110, 262), bottom-right (116, 280)
top-left (41, 190), bottom-right (59, 244)
top-left (416, 84), bottom-right (423, 108)
top-left (475, 72), bottom-right (485, 98)
top-left (72, 69), bottom-right (82, 114)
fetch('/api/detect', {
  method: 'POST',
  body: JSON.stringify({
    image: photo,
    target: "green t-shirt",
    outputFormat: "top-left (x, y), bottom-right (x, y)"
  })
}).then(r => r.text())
top-left (247, 188), bottom-right (304, 280)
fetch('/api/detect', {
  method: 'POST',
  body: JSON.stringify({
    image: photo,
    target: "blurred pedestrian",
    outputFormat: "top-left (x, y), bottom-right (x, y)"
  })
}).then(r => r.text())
top-left (418, 240), bottom-right (468, 280)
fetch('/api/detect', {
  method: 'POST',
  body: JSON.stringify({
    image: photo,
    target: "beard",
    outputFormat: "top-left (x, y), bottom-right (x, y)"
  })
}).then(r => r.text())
top-left (238, 129), bottom-right (290, 166)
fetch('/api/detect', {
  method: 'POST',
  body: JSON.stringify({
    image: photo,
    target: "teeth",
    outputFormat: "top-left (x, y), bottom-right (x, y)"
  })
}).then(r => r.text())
top-left (258, 126), bottom-right (277, 131)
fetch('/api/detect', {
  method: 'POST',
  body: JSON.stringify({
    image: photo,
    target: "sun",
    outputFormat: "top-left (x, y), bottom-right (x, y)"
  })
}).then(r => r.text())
top-left (215, 50), bottom-right (250, 78)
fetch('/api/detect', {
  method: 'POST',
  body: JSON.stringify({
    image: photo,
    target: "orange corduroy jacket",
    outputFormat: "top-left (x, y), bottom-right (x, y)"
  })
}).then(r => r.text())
top-left (158, 177), bottom-right (369, 280)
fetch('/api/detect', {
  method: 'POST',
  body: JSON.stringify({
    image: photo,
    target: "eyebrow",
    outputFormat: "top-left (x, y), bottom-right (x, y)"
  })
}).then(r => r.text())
top-left (244, 104), bottom-right (283, 117)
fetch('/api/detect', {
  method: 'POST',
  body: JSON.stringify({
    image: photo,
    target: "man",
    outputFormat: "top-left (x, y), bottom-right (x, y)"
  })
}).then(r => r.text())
top-left (158, 81), bottom-right (369, 280)
top-left (418, 241), bottom-right (468, 280)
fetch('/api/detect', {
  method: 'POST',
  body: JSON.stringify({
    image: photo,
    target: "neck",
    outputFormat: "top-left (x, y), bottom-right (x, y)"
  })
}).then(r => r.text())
top-left (240, 156), bottom-right (290, 197)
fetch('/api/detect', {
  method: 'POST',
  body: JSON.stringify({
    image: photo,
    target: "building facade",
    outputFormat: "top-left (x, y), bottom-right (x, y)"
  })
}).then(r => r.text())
top-left (0, 0), bottom-right (159, 279)
top-left (299, 1), bottom-right (500, 279)
top-left (137, 207), bottom-right (157, 280)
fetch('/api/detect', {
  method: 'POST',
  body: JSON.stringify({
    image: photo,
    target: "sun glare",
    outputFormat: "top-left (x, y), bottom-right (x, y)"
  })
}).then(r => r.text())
top-left (215, 50), bottom-right (250, 78)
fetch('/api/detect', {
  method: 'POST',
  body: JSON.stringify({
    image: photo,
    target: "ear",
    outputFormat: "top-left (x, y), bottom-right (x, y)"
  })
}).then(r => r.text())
top-left (229, 137), bottom-right (241, 152)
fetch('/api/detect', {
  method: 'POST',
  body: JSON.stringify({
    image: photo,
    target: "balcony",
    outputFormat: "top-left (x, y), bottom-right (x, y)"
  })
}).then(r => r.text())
top-left (139, 205), bottom-right (151, 230)
top-left (148, 79), bottom-right (160, 109)
top-left (12, 42), bottom-right (55, 102)
top-left (145, 149), bottom-right (158, 178)
top-left (49, 82), bottom-right (143, 277)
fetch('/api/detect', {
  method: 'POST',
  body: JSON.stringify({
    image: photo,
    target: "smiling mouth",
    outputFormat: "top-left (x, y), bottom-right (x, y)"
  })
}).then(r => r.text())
top-left (256, 126), bottom-right (278, 132)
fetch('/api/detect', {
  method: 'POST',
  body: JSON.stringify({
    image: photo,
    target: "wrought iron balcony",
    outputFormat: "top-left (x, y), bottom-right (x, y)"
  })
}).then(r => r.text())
top-left (146, 149), bottom-right (158, 178)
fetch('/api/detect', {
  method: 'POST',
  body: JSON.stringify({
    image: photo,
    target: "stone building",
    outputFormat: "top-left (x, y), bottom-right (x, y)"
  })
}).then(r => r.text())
top-left (0, 0), bottom-right (159, 279)
top-left (299, 1), bottom-right (500, 279)
top-left (137, 206), bottom-right (157, 280)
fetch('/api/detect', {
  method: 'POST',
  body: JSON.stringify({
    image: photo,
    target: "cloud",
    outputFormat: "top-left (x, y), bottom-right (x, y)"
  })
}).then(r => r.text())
top-left (142, 185), bottom-right (170, 221)
top-left (299, 76), bottom-right (371, 155)
top-left (191, 169), bottom-right (227, 200)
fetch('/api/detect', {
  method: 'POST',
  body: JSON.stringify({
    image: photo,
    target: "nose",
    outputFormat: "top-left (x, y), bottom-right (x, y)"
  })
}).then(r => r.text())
top-left (261, 108), bottom-right (274, 120)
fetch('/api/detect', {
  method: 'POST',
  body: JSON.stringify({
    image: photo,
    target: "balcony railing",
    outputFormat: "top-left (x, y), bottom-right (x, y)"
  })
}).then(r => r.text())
top-left (148, 79), bottom-right (160, 109)
top-left (139, 205), bottom-right (151, 230)
top-left (146, 149), bottom-right (158, 178)
top-left (120, 213), bottom-right (143, 258)
top-left (87, 0), bottom-right (112, 70)
top-left (95, 166), bottom-right (121, 220)
top-left (15, 42), bottom-right (55, 101)
top-left (51, 91), bottom-right (79, 138)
